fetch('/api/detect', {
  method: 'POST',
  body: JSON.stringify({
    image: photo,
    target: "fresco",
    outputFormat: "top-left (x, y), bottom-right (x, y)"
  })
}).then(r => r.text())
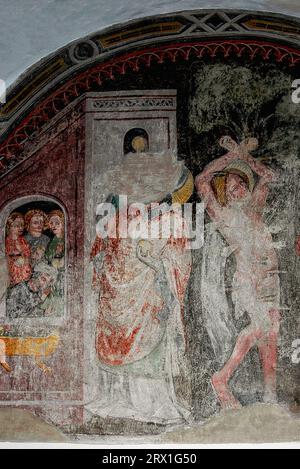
top-left (0, 202), bottom-right (65, 374)
top-left (197, 136), bottom-right (280, 409)
top-left (84, 141), bottom-right (193, 423)
top-left (0, 8), bottom-right (299, 443)
top-left (188, 62), bottom-right (300, 420)
top-left (2, 202), bottom-right (65, 320)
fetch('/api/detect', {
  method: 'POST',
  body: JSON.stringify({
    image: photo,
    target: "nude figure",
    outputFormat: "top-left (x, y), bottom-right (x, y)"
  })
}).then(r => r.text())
top-left (196, 136), bottom-right (280, 409)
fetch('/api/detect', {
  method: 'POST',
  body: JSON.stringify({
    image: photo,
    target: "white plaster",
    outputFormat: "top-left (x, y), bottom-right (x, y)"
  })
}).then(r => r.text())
top-left (0, 1), bottom-right (299, 87)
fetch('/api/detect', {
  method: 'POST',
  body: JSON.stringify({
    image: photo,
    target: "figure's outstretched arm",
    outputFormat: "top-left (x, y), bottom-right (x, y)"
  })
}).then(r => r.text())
top-left (241, 151), bottom-right (277, 184)
top-left (240, 146), bottom-right (278, 210)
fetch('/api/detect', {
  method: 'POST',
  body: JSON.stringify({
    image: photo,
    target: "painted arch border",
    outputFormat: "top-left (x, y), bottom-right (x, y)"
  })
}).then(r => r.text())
top-left (0, 10), bottom-right (300, 176)
top-left (1, 9), bottom-right (300, 124)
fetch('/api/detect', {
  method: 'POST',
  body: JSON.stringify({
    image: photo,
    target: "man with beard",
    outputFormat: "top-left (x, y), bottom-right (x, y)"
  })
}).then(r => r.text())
top-left (6, 263), bottom-right (57, 318)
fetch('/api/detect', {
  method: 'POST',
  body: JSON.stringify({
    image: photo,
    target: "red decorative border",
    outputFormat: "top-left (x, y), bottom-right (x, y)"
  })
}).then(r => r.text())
top-left (1, 39), bottom-right (300, 175)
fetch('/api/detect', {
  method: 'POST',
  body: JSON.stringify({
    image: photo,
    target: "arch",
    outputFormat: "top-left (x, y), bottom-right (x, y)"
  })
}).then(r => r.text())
top-left (123, 128), bottom-right (150, 155)
top-left (0, 195), bottom-right (68, 247)
top-left (0, 195), bottom-right (67, 322)
top-left (0, 9), bottom-right (300, 178)
top-left (0, 6), bottom-right (299, 429)
top-left (0, 37), bottom-right (299, 179)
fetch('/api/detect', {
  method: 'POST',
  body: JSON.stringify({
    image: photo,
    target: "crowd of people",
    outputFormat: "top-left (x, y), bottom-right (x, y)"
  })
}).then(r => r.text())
top-left (5, 208), bottom-right (65, 318)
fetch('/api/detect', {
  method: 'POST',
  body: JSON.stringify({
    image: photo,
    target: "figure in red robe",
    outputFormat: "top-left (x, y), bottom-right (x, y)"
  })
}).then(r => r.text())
top-left (5, 212), bottom-right (32, 287)
top-left (88, 149), bottom-right (193, 424)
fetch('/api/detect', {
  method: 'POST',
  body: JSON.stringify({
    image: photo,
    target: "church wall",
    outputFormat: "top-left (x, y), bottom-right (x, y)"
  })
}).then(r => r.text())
top-left (0, 109), bottom-right (86, 428)
top-left (0, 8), bottom-right (300, 442)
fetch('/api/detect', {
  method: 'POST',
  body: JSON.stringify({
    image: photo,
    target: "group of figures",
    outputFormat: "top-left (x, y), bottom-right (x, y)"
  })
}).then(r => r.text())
top-left (86, 134), bottom-right (283, 424)
top-left (4, 208), bottom-right (65, 319)
top-left (0, 133), bottom-right (291, 422)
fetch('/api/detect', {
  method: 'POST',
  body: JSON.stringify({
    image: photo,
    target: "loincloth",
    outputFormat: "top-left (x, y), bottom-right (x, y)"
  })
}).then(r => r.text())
top-left (232, 270), bottom-right (280, 327)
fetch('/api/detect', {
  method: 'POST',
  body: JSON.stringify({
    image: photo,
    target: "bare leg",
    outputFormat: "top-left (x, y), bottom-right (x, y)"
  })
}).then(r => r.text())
top-left (258, 309), bottom-right (280, 404)
top-left (212, 326), bottom-right (263, 410)
top-left (0, 340), bottom-right (11, 373)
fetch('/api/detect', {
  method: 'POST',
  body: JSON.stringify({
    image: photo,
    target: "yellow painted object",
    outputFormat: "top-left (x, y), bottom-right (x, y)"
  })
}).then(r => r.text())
top-left (0, 334), bottom-right (59, 373)
top-left (172, 170), bottom-right (194, 204)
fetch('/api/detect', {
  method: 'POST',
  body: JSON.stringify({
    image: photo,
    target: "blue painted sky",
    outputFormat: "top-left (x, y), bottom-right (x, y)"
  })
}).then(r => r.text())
top-left (0, 0), bottom-right (299, 86)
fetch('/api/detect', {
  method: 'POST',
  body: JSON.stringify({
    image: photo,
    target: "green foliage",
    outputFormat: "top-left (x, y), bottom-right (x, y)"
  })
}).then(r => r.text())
top-left (189, 64), bottom-right (299, 156)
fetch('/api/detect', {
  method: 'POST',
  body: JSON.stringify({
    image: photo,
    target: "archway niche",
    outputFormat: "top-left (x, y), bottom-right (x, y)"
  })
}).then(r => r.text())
top-left (0, 195), bottom-right (67, 323)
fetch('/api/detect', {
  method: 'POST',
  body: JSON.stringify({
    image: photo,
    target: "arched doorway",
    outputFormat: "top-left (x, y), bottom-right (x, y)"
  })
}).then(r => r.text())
top-left (0, 195), bottom-right (67, 322)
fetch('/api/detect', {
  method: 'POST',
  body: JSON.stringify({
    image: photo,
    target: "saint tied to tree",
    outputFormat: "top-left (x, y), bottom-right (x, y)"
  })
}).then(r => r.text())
top-left (196, 136), bottom-right (280, 409)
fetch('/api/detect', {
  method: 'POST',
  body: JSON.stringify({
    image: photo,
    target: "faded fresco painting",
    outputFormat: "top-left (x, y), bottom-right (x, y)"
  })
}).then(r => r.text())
top-left (4, 203), bottom-right (65, 319)
top-left (197, 136), bottom-right (280, 409)
top-left (0, 8), bottom-right (299, 444)
top-left (87, 150), bottom-right (193, 423)
top-left (0, 201), bottom-right (65, 374)
top-left (188, 62), bottom-right (300, 421)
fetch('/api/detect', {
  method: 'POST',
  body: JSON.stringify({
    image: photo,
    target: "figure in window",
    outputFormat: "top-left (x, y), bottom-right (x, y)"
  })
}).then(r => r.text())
top-left (24, 209), bottom-right (49, 266)
top-left (45, 210), bottom-right (65, 271)
top-left (6, 262), bottom-right (58, 318)
top-left (43, 209), bottom-right (65, 316)
top-left (5, 212), bottom-right (32, 287)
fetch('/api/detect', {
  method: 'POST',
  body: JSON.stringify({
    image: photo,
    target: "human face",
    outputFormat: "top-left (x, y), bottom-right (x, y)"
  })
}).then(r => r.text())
top-left (9, 217), bottom-right (24, 237)
top-left (29, 215), bottom-right (44, 237)
top-left (226, 174), bottom-right (249, 203)
top-left (28, 277), bottom-right (39, 292)
top-left (28, 273), bottom-right (52, 292)
top-left (38, 273), bottom-right (52, 290)
top-left (49, 215), bottom-right (64, 238)
top-left (132, 136), bottom-right (147, 153)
